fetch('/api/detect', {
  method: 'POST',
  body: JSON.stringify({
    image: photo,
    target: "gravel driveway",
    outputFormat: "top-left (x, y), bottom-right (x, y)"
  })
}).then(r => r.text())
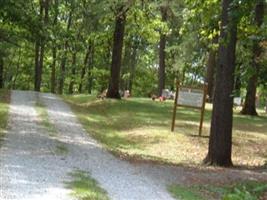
top-left (1, 91), bottom-right (266, 200)
top-left (0, 91), bottom-right (177, 200)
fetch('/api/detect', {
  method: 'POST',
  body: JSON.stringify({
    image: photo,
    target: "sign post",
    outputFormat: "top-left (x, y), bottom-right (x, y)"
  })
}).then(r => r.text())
top-left (171, 81), bottom-right (208, 136)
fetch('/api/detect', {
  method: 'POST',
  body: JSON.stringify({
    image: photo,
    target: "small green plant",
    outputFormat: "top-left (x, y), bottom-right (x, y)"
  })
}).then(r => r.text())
top-left (169, 182), bottom-right (267, 200)
top-left (65, 170), bottom-right (109, 200)
top-left (168, 185), bottom-right (205, 200)
top-left (223, 182), bottom-right (267, 200)
top-left (35, 100), bottom-right (57, 136)
top-left (55, 142), bottom-right (68, 155)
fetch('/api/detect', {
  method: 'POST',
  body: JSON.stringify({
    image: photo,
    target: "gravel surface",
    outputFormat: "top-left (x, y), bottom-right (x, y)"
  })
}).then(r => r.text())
top-left (1, 90), bottom-right (267, 200)
top-left (0, 91), bottom-right (177, 200)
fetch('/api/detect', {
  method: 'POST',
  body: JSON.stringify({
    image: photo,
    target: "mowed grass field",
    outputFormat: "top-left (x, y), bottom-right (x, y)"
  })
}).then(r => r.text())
top-left (63, 95), bottom-right (267, 167)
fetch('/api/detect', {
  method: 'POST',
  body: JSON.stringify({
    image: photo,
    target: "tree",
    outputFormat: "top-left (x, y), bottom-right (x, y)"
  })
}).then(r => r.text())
top-left (241, 1), bottom-right (265, 116)
top-left (204, 0), bottom-right (238, 167)
top-left (34, 0), bottom-right (49, 92)
top-left (106, 4), bottom-right (129, 99)
top-left (158, 2), bottom-right (168, 96)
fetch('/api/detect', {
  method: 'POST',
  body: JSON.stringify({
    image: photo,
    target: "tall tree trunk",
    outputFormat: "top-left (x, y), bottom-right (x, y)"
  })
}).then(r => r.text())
top-left (158, 5), bottom-right (167, 96)
top-left (0, 56), bottom-right (4, 88)
top-left (121, 41), bottom-right (131, 91)
top-left (206, 37), bottom-right (218, 102)
top-left (78, 46), bottom-right (90, 93)
top-left (58, 9), bottom-right (72, 94)
top-left (87, 43), bottom-right (94, 94)
top-left (204, 0), bottom-right (238, 167)
top-left (106, 7), bottom-right (126, 99)
top-left (51, 47), bottom-right (57, 93)
top-left (234, 64), bottom-right (241, 96)
top-left (34, 1), bottom-right (43, 91)
top-left (129, 42), bottom-right (138, 94)
top-left (68, 52), bottom-right (77, 94)
top-left (241, 1), bottom-right (265, 116)
top-left (51, 0), bottom-right (58, 93)
top-left (35, 0), bottom-right (49, 92)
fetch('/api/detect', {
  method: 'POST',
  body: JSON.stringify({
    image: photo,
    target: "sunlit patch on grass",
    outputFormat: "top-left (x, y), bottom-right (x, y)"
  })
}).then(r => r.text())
top-left (65, 170), bottom-right (109, 200)
top-left (63, 94), bottom-right (267, 167)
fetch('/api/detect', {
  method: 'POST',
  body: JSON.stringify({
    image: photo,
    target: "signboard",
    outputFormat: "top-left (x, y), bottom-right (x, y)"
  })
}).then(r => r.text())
top-left (177, 88), bottom-right (204, 108)
top-left (171, 82), bottom-right (208, 136)
top-left (233, 97), bottom-right (242, 106)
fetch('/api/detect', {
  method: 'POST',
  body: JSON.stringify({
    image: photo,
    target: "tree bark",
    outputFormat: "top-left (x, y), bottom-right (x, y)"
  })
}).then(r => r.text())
top-left (68, 52), bottom-right (77, 94)
top-left (204, 0), bottom-right (238, 167)
top-left (158, 5), bottom-right (167, 96)
top-left (34, 0), bottom-right (43, 91)
top-left (206, 37), bottom-right (218, 102)
top-left (106, 6), bottom-right (126, 99)
top-left (34, 0), bottom-right (49, 92)
top-left (241, 1), bottom-right (265, 116)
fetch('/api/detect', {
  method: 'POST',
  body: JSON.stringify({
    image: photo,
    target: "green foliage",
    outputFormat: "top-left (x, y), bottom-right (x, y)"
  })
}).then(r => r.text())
top-left (169, 182), bottom-right (267, 200)
top-left (0, 89), bottom-right (10, 146)
top-left (65, 170), bottom-right (109, 200)
top-left (168, 185), bottom-right (204, 200)
top-left (223, 182), bottom-right (267, 200)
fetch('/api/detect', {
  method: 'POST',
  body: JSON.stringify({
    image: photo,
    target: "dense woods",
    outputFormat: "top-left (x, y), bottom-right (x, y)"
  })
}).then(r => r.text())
top-left (1, 0), bottom-right (267, 167)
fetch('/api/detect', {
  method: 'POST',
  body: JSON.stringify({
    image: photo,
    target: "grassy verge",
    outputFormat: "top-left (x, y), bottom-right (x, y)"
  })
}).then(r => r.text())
top-left (168, 181), bottom-right (267, 200)
top-left (0, 89), bottom-right (10, 146)
top-left (63, 94), bottom-right (267, 167)
top-left (65, 170), bottom-right (109, 200)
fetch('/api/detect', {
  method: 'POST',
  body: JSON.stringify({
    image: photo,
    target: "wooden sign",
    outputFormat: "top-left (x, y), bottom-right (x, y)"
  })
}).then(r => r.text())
top-left (171, 81), bottom-right (208, 136)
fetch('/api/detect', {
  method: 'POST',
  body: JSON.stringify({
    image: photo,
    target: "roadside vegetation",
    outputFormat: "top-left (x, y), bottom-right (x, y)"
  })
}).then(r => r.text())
top-left (35, 100), bottom-right (57, 136)
top-left (168, 181), bottom-right (267, 200)
top-left (63, 95), bottom-right (267, 167)
top-left (0, 89), bottom-right (10, 146)
top-left (65, 170), bottom-right (109, 200)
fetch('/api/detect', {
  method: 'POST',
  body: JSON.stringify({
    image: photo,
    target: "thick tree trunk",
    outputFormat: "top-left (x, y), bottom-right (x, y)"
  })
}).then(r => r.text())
top-left (204, 0), bottom-right (238, 167)
top-left (106, 7), bottom-right (126, 99)
top-left (34, 0), bottom-right (49, 92)
top-left (241, 1), bottom-right (265, 116)
top-left (68, 53), bottom-right (77, 94)
top-left (206, 50), bottom-right (216, 102)
top-left (206, 37), bottom-right (218, 102)
top-left (0, 56), bottom-right (4, 88)
top-left (158, 6), bottom-right (167, 96)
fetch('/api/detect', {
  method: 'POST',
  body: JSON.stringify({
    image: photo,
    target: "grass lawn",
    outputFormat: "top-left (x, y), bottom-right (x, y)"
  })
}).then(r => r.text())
top-left (65, 170), bottom-right (109, 200)
top-left (168, 181), bottom-right (267, 200)
top-left (63, 94), bottom-right (267, 167)
top-left (0, 89), bottom-right (10, 146)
